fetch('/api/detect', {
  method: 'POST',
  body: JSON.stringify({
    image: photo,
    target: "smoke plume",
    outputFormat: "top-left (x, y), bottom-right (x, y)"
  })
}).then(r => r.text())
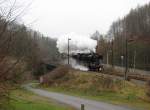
top-left (56, 32), bottom-right (97, 54)
top-left (62, 58), bottom-right (88, 71)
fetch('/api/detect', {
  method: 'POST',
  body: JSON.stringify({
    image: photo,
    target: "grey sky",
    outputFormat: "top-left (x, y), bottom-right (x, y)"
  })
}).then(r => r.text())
top-left (22, 0), bottom-right (150, 37)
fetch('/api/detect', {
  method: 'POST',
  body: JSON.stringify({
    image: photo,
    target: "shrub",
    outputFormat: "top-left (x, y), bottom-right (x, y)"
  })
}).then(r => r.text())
top-left (42, 65), bottom-right (70, 85)
top-left (0, 83), bottom-right (12, 110)
top-left (96, 76), bottom-right (122, 92)
top-left (101, 77), bottom-right (114, 89)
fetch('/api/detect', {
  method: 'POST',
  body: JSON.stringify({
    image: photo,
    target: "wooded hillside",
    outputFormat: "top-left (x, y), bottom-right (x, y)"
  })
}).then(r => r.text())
top-left (0, 1), bottom-right (59, 109)
top-left (96, 3), bottom-right (150, 70)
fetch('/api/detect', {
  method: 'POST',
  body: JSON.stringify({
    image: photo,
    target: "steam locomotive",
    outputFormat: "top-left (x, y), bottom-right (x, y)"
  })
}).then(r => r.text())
top-left (72, 53), bottom-right (104, 71)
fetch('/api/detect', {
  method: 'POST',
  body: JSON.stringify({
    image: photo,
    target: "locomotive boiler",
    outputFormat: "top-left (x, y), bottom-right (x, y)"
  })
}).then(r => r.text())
top-left (72, 53), bottom-right (103, 71)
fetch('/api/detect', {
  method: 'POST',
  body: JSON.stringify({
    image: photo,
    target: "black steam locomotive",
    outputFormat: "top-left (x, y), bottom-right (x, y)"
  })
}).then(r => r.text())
top-left (72, 53), bottom-right (104, 71)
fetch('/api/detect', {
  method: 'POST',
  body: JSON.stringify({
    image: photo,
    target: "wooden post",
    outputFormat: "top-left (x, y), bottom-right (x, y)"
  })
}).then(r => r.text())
top-left (81, 104), bottom-right (85, 110)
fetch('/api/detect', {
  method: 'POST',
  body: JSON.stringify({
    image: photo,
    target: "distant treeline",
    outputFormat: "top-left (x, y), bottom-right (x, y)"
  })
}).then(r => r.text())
top-left (95, 3), bottom-right (150, 71)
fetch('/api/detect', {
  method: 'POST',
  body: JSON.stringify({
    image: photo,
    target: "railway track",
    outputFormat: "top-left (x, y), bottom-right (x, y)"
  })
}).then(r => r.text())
top-left (74, 66), bottom-right (150, 86)
top-left (103, 65), bottom-right (150, 82)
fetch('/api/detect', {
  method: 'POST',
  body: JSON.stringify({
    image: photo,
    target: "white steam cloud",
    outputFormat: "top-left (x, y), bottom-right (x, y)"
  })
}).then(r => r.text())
top-left (62, 58), bottom-right (88, 71)
top-left (57, 33), bottom-right (97, 54)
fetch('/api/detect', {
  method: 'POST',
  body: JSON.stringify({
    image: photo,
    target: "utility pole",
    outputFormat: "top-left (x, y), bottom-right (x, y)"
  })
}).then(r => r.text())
top-left (125, 38), bottom-right (128, 80)
top-left (68, 38), bottom-right (71, 65)
top-left (111, 40), bottom-right (114, 68)
top-left (124, 35), bottom-right (134, 80)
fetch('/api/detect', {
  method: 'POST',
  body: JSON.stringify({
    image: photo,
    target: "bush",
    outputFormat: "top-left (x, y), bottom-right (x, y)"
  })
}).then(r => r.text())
top-left (0, 83), bottom-right (12, 110)
top-left (42, 65), bottom-right (70, 85)
top-left (93, 75), bottom-right (122, 92)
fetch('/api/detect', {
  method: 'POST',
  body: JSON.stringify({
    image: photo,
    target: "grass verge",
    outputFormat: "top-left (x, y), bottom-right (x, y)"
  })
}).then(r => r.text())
top-left (10, 88), bottom-right (74, 110)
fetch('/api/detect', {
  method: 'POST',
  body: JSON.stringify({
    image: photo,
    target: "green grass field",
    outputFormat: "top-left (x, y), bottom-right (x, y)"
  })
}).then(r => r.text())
top-left (10, 89), bottom-right (74, 110)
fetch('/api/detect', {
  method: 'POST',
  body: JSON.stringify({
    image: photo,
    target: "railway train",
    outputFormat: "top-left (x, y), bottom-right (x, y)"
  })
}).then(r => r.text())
top-left (72, 53), bottom-right (104, 71)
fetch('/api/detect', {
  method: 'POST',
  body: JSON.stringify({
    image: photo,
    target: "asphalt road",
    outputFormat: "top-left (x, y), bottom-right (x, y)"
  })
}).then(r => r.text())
top-left (24, 84), bottom-right (134, 110)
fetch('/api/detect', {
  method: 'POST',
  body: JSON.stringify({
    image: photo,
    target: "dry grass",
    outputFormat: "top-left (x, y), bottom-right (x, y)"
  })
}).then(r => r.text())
top-left (42, 65), bottom-right (70, 85)
top-left (42, 69), bottom-right (124, 93)
top-left (146, 80), bottom-right (150, 98)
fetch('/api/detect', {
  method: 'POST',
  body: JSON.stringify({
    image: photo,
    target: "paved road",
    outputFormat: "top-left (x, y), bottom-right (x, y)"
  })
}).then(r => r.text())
top-left (24, 84), bottom-right (134, 110)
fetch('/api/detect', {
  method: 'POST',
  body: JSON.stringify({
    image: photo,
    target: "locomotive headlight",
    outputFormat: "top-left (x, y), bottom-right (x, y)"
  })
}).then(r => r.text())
top-left (99, 68), bottom-right (102, 71)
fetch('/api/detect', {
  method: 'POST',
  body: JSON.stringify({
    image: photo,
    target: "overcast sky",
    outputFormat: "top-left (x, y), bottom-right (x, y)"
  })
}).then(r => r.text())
top-left (22, 0), bottom-right (150, 37)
